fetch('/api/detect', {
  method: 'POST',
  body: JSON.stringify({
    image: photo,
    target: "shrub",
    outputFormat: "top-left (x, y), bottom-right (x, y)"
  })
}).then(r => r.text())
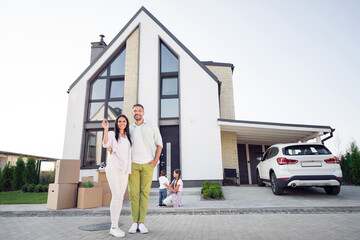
top-left (34, 184), bottom-right (43, 193)
top-left (22, 184), bottom-right (28, 193)
top-left (82, 180), bottom-right (94, 188)
top-left (41, 185), bottom-right (49, 192)
top-left (39, 171), bottom-right (55, 185)
top-left (0, 163), bottom-right (14, 192)
top-left (201, 181), bottom-right (223, 199)
top-left (12, 156), bottom-right (26, 190)
top-left (25, 157), bottom-right (38, 185)
top-left (27, 183), bottom-right (36, 192)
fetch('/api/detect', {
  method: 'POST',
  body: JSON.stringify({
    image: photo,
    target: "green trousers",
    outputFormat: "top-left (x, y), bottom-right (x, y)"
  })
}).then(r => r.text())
top-left (128, 162), bottom-right (154, 223)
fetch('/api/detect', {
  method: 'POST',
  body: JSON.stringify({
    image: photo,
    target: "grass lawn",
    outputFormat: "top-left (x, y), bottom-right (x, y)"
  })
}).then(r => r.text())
top-left (0, 190), bottom-right (48, 204)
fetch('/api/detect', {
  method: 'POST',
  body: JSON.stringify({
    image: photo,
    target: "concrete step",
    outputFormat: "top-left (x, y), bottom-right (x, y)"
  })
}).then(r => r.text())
top-left (150, 187), bottom-right (201, 196)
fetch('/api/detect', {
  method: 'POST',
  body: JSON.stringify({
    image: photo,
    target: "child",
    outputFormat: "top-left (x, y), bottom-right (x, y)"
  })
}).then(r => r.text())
top-left (163, 169), bottom-right (183, 207)
top-left (158, 170), bottom-right (169, 206)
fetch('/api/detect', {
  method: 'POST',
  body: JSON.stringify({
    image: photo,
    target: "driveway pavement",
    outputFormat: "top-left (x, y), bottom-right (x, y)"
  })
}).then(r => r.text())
top-left (1, 185), bottom-right (360, 239)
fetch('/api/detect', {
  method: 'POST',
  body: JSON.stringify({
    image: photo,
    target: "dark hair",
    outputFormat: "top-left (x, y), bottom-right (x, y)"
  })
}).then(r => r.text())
top-left (174, 169), bottom-right (181, 187)
top-left (114, 114), bottom-right (132, 145)
top-left (132, 103), bottom-right (144, 110)
top-left (160, 170), bottom-right (166, 176)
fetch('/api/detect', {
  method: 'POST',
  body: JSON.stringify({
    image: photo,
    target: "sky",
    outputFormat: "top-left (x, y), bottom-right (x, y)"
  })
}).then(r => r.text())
top-left (0, 0), bottom-right (359, 159)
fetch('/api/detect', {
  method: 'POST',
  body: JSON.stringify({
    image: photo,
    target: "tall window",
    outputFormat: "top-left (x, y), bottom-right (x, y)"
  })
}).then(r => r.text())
top-left (160, 42), bottom-right (179, 118)
top-left (83, 47), bottom-right (126, 167)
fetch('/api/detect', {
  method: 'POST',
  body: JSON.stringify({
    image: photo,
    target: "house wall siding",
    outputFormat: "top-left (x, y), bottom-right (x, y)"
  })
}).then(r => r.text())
top-left (123, 27), bottom-right (140, 125)
top-left (220, 131), bottom-right (239, 182)
top-left (206, 65), bottom-right (235, 120)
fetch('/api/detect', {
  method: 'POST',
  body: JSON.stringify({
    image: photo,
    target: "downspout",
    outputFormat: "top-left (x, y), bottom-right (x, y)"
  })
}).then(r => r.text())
top-left (321, 128), bottom-right (335, 144)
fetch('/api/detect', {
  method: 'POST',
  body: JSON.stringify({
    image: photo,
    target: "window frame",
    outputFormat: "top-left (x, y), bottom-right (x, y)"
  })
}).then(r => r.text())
top-left (159, 41), bottom-right (179, 120)
top-left (82, 46), bottom-right (126, 169)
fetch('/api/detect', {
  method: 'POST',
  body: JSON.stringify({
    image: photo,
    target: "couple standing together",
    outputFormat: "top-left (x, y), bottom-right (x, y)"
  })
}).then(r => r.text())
top-left (102, 104), bottom-right (180, 238)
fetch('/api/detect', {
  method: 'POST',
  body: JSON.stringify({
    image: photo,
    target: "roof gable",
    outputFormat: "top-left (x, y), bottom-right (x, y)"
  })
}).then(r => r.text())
top-left (67, 6), bottom-right (219, 93)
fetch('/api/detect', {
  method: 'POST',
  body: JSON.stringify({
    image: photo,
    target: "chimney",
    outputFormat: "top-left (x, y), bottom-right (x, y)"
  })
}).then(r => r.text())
top-left (90, 35), bottom-right (107, 63)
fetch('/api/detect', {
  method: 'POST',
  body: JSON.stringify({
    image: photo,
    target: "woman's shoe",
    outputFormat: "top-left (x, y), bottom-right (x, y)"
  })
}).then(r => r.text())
top-left (128, 223), bottom-right (138, 234)
top-left (109, 227), bottom-right (125, 238)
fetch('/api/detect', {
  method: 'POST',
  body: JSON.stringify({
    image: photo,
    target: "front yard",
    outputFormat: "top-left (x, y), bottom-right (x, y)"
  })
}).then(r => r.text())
top-left (0, 190), bottom-right (48, 204)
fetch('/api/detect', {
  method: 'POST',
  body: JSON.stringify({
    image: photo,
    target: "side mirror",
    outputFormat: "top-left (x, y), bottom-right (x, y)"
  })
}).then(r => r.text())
top-left (256, 157), bottom-right (262, 161)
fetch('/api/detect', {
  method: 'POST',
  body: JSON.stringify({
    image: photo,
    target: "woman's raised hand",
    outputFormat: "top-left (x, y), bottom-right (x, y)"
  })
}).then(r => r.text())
top-left (102, 119), bottom-right (109, 129)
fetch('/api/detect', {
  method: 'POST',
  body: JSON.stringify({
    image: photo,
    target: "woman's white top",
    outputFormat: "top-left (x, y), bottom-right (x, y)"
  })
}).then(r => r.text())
top-left (103, 131), bottom-right (131, 174)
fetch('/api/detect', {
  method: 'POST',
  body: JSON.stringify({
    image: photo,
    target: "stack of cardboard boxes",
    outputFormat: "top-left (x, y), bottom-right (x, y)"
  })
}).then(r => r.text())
top-left (46, 159), bottom-right (80, 210)
top-left (47, 160), bottom-right (129, 210)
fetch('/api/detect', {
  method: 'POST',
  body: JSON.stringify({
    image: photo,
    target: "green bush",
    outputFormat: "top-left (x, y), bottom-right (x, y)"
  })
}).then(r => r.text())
top-left (82, 180), bottom-right (94, 188)
top-left (39, 171), bottom-right (55, 185)
top-left (27, 183), bottom-right (36, 192)
top-left (0, 163), bottom-right (14, 192)
top-left (340, 142), bottom-right (360, 186)
top-left (12, 156), bottom-right (26, 190)
top-left (25, 157), bottom-right (37, 185)
top-left (201, 181), bottom-right (223, 199)
top-left (22, 184), bottom-right (28, 193)
top-left (41, 185), bottom-right (49, 192)
top-left (34, 184), bottom-right (43, 193)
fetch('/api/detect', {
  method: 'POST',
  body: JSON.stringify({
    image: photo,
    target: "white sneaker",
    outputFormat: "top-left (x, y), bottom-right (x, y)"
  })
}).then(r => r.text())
top-left (138, 223), bottom-right (148, 234)
top-left (128, 223), bottom-right (138, 234)
top-left (109, 227), bottom-right (125, 238)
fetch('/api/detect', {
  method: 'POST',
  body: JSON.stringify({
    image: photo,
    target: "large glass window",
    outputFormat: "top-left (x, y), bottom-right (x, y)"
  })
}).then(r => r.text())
top-left (84, 46), bottom-right (126, 168)
top-left (160, 42), bottom-right (179, 118)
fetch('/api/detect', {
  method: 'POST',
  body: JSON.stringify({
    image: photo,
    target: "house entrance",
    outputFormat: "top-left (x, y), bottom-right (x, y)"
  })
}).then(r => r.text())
top-left (159, 126), bottom-right (180, 179)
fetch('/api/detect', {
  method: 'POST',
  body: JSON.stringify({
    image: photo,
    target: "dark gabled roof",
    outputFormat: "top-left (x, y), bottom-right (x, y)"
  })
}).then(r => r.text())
top-left (68, 6), bottom-right (220, 93)
top-left (202, 61), bottom-right (235, 72)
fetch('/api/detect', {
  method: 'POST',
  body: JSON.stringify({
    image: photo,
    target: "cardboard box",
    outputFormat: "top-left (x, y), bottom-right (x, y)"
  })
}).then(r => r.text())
top-left (55, 159), bottom-right (80, 184)
top-left (77, 187), bottom-right (103, 209)
top-left (81, 176), bottom-right (94, 183)
top-left (100, 181), bottom-right (111, 194)
top-left (47, 183), bottom-right (78, 210)
top-left (103, 192), bottom-right (112, 206)
top-left (98, 171), bottom-right (107, 182)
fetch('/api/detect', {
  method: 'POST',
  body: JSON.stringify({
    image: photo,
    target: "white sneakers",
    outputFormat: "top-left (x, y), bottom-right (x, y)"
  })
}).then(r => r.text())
top-left (128, 222), bottom-right (149, 234)
top-left (109, 227), bottom-right (125, 238)
top-left (128, 223), bottom-right (138, 234)
top-left (138, 223), bottom-right (148, 234)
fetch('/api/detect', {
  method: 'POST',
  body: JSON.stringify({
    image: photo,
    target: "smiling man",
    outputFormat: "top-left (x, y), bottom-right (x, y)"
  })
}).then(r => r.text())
top-left (128, 103), bottom-right (163, 234)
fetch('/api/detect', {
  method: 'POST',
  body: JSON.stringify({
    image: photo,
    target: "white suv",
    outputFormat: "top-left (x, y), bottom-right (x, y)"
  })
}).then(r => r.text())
top-left (256, 143), bottom-right (342, 195)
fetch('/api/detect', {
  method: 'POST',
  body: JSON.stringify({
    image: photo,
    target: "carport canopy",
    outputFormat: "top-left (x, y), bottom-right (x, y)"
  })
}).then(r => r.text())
top-left (218, 119), bottom-right (334, 146)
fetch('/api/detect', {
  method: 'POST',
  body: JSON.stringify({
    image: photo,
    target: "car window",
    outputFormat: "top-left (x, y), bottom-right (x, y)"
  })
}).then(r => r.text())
top-left (268, 147), bottom-right (279, 158)
top-left (283, 145), bottom-right (332, 156)
top-left (263, 148), bottom-right (272, 160)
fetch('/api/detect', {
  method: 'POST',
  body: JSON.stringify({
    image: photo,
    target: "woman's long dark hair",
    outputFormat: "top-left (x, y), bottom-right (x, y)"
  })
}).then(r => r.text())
top-left (114, 114), bottom-right (132, 145)
top-left (173, 169), bottom-right (181, 188)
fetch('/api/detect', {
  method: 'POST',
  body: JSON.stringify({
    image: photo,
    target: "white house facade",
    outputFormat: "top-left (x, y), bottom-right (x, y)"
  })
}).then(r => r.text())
top-left (63, 7), bottom-right (334, 186)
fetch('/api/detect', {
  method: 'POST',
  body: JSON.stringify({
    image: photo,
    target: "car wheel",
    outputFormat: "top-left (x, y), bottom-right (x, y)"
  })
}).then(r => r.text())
top-left (257, 170), bottom-right (265, 187)
top-left (270, 172), bottom-right (284, 195)
top-left (324, 186), bottom-right (341, 195)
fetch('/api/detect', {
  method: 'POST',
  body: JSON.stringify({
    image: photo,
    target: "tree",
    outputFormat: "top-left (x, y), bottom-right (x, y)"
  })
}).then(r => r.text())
top-left (25, 156), bottom-right (38, 184)
top-left (350, 142), bottom-right (360, 185)
top-left (0, 163), bottom-right (14, 191)
top-left (12, 156), bottom-right (26, 190)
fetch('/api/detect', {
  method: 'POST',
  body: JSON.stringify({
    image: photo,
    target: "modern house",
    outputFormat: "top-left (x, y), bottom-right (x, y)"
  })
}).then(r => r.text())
top-left (63, 7), bottom-right (334, 186)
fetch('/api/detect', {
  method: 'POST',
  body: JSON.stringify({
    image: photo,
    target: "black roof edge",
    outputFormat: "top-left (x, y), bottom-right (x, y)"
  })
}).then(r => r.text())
top-left (218, 118), bottom-right (334, 132)
top-left (68, 6), bottom-right (220, 93)
top-left (202, 61), bottom-right (235, 72)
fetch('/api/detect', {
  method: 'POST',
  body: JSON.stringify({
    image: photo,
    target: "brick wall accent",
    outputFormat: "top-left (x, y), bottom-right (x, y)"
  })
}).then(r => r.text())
top-left (220, 131), bottom-right (239, 183)
top-left (205, 65), bottom-right (235, 120)
top-left (123, 28), bottom-right (139, 125)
